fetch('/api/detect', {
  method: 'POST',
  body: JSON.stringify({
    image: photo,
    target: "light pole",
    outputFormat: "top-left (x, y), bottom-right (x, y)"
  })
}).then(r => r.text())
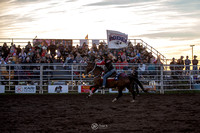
top-left (190, 45), bottom-right (195, 60)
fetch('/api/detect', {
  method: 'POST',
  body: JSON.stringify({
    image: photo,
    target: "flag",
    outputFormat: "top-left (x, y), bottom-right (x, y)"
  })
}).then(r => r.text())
top-left (107, 30), bottom-right (128, 49)
top-left (85, 34), bottom-right (88, 39)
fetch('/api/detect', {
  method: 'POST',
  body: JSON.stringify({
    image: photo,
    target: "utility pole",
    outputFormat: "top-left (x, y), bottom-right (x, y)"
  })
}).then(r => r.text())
top-left (190, 45), bottom-right (195, 60)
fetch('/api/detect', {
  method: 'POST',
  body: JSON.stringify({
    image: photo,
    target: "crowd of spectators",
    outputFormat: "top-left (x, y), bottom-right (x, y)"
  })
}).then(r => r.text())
top-left (0, 41), bottom-right (159, 68)
top-left (169, 55), bottom-right (199, 79)
top-left (0, 41), bottom-right (200, 82)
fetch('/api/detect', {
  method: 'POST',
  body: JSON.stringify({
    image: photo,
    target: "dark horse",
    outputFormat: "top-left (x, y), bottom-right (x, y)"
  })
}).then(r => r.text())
top-left (85, 62), bottom-right (145, 102)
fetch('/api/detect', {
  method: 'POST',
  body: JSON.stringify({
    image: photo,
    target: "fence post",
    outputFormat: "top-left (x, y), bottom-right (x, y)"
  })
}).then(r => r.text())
top-left (40, 64), bottom-right (43, 94)
top-left (9, 65), bottom-right (11, 91)
top-left (160, 65), bottom-right (164, 94)
top-left (72, 64), bottom-right (74, 91)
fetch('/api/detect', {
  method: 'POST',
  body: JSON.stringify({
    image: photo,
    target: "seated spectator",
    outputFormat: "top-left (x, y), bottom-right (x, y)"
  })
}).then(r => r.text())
top-left (138, 62), bottom-right (146, 75)
top-left (75, 53), bottom-right (83, 63)
top-left (18, 48), bottom-right (27, 62)
top-left (116, 57), bottom-right (123, 70)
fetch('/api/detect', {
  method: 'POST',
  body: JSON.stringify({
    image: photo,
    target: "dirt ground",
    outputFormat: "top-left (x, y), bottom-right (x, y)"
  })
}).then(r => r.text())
top-left (0, 93), bottom-right (200, 133)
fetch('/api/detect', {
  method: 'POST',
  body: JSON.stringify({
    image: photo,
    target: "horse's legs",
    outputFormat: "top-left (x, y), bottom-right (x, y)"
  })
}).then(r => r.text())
top-left (128, 85), bottom-right (136, 102)
top-left (88, 86), bottom-right (98, 98)
top-left (134, 83), bottom-right (139, 96)
top-left (112, 87), bottom-right (123, 102)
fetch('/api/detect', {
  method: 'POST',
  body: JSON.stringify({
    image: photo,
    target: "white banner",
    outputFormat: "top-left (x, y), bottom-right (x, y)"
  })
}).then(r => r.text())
top-left (0, 85), bottom-right (5, 93)
top-left (48, 85), bottom-right (68, 93)
top-left (80, 39), bottom-right (88, 47)
top-left (15, 86), bottom-right (36, 93)
top-left (92, 40), bottom-right (99, 45)
top-left (107, 30), bottom-right (128, 49)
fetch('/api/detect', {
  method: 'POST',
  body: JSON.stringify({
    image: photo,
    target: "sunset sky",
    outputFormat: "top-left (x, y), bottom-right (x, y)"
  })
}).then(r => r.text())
top-left (0, 0), bottom-right (200, 60)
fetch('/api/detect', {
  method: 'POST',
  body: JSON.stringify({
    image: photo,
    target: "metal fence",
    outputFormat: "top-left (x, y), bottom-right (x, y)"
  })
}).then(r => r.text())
top-left (0, 63), bottom-right (199, 93)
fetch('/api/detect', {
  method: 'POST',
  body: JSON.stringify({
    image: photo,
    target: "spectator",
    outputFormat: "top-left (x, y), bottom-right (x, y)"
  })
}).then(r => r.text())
top-left (192, 55), bottom-right (198, 74)
top-left (18, 48), bottom-right (27, 62)
top-left (170, 58), bottom-right (177, 79)
top-left (16, 45), bottom-right (21, 55)
top-left (177, 56), bottom-right (184, 76)
top-left (75, 53), bottom-right (83, 63)
top-left (185, 56), bottom-right (191, 75)
top-left (116, 57), bottom-right (123, 70)
top-left (138, 62), bottom-right (146, 75)
top-left (2, 43), bottom-right (9, 59)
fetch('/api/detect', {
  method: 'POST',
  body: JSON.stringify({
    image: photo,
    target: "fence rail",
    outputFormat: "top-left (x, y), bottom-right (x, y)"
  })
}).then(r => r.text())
top-left (0, 63), bottom-right (199, 94)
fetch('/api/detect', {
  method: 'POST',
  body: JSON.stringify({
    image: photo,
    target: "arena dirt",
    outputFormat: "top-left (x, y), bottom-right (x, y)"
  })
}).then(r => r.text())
top-left (0, 93), bottom-right (200, 133)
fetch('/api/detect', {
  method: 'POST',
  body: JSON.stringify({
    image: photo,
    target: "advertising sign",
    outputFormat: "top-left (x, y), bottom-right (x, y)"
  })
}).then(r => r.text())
top-left (48, 85), bottom-right (68, 93)
top-left (0, 85), bottom-right (5, 93)
top-left (78, 85), bottom-right (98, 93)
top-left (15, 86), bottom-right (36, 93)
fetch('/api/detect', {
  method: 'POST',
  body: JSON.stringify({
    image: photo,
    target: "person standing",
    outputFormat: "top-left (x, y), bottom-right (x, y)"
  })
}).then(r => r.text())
top-left (170, 58), bottom-right (177, 79)
top-left (192, 55), bottom-right (198, 74)
top-left (185, 56), bottom-right (191, 75)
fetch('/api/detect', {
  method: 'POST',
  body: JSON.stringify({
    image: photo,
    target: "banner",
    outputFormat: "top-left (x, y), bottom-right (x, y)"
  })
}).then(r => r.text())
top-left (15, 86), bottom-right (36, 93)
top-left (109, 88), bottom-right (129, 93)
top-left (0, 85), bottom-right (5, 93)
top-left (78, 85), bottom-right (98, 93)
top-left (48, 85), bottom-right (68, 93)
top-left (107, 30), bottom-right (128, 49)
top-left (143, 85), bottom-right (156, 91)
top-left (92, 40), bottom-right (99, 45)
top-left (33, 39), bottom-right (73, 47)
top-left (80, 39), bottom-right (88, 47)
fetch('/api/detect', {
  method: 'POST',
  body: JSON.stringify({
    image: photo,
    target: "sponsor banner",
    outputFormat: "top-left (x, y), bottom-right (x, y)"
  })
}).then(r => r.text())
top-left (80, 39), bottom-right (88, 47)
top-left (48, 85), bottom-right (68, 93)
top-left (15, 86), bottom-right (36, 93)
top-left (107, 30), bottom-right (128, 49)
top-left (33, 39), bottom-right (73, 47)
top-left (143, 85), bottom-right (156, 91)
top-left (92, 40), bottom-right (99, 45)
top-left (78, 85), bottom-right (98, 93)
top-left (109, 88), bottom-right (129, 93)
top-left (0, 85), bottom-right (5, 93)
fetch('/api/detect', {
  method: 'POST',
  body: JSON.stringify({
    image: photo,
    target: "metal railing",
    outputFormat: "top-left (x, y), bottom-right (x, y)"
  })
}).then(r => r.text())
top-left (0, 63), bottom-right (199, 94)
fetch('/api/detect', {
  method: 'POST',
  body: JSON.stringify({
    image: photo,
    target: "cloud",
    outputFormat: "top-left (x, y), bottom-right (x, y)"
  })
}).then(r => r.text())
top-left (85, 0), bottom-right (158, 6)
top-left (137, 30), bottom-right (200, 41)
top-left (164, 0), bottom-right (200, 13)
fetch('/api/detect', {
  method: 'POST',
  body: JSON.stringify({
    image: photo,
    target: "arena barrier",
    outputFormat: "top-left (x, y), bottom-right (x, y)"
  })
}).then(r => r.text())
top-left (0, 63), bottom-right (199, 94)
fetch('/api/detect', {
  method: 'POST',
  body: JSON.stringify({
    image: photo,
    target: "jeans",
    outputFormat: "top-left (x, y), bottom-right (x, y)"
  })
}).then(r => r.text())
top-left (103, 69), bottom-right (115, 87)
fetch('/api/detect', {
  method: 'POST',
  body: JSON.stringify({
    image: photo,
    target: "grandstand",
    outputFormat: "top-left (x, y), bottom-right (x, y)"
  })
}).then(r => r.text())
top-left (0, 38), bottom-right (199, 94)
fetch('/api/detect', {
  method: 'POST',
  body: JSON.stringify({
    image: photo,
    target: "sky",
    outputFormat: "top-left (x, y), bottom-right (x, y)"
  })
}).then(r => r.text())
top-left (0, 0), bottom-right (200, 60)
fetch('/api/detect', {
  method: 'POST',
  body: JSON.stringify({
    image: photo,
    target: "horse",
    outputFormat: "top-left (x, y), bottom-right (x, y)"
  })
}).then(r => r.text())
top-left (85, 62), bottom-right (145, 102)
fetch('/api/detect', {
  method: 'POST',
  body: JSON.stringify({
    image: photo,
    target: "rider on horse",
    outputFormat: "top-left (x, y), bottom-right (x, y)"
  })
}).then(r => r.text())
top-left (97, 53), bottom-right (116, 89)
